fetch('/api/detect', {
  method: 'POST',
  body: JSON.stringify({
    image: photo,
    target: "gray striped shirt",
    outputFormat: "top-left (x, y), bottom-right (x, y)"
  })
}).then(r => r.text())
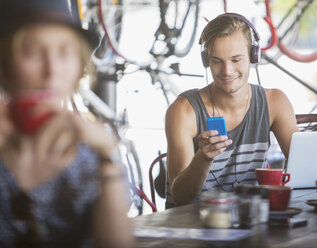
top-left (166, 84), bottom-right (270, 208)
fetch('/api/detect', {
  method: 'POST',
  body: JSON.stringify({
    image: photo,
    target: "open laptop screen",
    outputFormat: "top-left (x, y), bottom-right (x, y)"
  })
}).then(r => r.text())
top-left (285, 131), bottom-right (317, 189)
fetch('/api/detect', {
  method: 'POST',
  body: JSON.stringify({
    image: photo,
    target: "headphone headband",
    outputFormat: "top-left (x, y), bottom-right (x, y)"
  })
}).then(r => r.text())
top-left (199, 12), bottom-right (261, 65)
top-left (199, 13), bottom-right (260, 44)
top-left (221, 13), bottom-right (260, 41)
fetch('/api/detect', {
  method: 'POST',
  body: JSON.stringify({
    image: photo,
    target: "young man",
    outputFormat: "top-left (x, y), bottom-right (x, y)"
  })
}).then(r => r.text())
top-left (165, 13), bottom-right (298, 208)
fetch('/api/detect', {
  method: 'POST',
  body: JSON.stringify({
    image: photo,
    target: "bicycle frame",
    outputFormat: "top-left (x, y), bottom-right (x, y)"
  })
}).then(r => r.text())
top-left (77, 84), bottom-right (146, 216)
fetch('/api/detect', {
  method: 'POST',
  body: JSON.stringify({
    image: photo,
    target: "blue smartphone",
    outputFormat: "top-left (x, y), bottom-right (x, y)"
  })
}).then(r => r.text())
top-left (207, 117), bottom-right (227, 136)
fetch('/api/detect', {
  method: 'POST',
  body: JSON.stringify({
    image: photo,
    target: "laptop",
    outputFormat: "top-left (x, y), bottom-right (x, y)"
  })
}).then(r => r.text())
top-left (285, 131), bottom-right (317, 189)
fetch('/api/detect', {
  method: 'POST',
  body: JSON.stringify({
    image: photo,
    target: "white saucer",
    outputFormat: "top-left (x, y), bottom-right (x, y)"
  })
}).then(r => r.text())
top-left (269, 207), bottom-right (302, 219)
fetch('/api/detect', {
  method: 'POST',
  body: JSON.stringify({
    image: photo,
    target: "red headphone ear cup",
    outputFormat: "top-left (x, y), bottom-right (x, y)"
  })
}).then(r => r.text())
top-left (201, 50), bottom-right (209, 67)
top-left (250, 44), bottom-right (260, 63)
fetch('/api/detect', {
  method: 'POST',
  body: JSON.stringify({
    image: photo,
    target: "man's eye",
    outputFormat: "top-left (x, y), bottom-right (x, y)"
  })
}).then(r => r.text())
top-left (211, 60), bottom-right (221, 64)
top-left (232, 59), bottom-right (241, 63)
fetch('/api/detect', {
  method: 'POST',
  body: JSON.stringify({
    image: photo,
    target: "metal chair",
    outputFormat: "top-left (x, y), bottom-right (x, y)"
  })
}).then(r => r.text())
top-left (133, 186), bottom-right (157, 212)
top-left (296, 114), bottom-right (317, 131)
top-left (149, 152), bottom-right (167, 208)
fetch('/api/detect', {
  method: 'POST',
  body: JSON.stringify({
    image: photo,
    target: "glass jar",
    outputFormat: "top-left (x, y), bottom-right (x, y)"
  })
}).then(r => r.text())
top-left (235, 184), bottom-right (270, 227)
top-left (235, 184), bottom-right (257, 227)
top-left (251, 186), bottom-right (270, 224)
top-left (199, 190), bottom-right (238, 228)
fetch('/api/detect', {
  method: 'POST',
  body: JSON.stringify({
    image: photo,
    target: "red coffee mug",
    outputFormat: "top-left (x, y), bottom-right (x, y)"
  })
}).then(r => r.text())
top-left (10, 90), bottom-right (55, 134)
top-left (256, 168), bottom-right (290, 186)
top-left (266, 185), bottom-right (292, 211)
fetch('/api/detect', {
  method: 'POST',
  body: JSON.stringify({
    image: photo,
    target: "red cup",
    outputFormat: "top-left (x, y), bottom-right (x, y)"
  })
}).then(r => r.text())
top-left (9, 90), bottom-right (55, 134)
top-left (256, 168), bottom-right (290, 186)
top-left (266, 185), bottom-right (292, 211)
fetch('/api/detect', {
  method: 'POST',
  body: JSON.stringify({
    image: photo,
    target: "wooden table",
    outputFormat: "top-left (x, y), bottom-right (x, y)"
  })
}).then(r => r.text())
top-left (132, 189), bottom-right (317, 248)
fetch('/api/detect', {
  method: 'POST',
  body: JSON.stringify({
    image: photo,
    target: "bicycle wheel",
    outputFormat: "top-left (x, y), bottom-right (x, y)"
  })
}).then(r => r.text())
top-left (119, 139), bottom-right (145, 217)
top-left (97, 0), bottom-right (124, 61)
top-left (154, 0), bottom-right (200, 58)
top-left (270, 0), bottom-right (317, 63)
top-left (71, 0), bottom-right (124, 66)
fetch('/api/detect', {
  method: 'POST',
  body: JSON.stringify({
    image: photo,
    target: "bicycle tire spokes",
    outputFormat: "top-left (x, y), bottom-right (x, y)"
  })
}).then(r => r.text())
top-left (276, 0), bottom-right (312, 44)
top-left (150, 0), bottom-right (200, 58)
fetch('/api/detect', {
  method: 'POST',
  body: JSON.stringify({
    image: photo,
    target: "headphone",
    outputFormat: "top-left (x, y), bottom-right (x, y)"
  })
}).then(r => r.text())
top-left (199, 13), bottom-right (261, 67)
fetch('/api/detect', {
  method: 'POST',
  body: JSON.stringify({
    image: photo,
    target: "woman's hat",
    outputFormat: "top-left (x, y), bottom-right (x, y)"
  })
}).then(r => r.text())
top-left (0, 0), bottom-right (99, 49)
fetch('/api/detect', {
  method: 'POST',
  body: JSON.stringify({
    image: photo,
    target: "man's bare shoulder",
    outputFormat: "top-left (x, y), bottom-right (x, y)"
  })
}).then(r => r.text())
top-left (264, 87), bottom-right (296, 127)
top-left (166, 93), bottom-right (195, 117)
top-left (264, 88), bottom-right (289, 105)
top-left (165, 92), bottom-right (198, 138)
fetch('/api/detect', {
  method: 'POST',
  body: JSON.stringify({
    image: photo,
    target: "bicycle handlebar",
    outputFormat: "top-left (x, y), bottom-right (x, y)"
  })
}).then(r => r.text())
top-left (78, 85), bottom-right (121, 124)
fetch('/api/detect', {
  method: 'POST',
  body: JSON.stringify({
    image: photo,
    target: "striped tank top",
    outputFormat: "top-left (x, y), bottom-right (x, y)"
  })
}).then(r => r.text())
top-left (165, 84), bottom-right (271, 208)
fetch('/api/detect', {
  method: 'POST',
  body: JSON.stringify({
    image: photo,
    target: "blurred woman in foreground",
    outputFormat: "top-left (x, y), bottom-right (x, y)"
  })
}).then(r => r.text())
top-left (0, 0), bottom-right (134, 247)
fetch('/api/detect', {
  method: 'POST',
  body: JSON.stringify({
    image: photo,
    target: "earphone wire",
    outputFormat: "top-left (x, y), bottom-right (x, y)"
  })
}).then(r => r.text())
top-left (210, 170), bottom-right (230, 192)
top-left (202, 42), bottom-right (209, 87)
top-left (205, 67), bottom-right (209, 87)
top-left (210, 167), bottom-right (239, 192)
top-left (202, 45), bottom-right (215, 119)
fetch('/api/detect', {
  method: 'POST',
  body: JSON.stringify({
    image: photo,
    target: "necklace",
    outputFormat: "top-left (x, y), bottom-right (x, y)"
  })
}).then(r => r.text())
top-left (208, 83), bottom-right (251, 191)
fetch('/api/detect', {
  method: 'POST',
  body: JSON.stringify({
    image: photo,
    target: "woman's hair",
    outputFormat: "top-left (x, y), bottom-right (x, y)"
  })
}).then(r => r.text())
top-left (200, 15), bottom-right (252, 58)
top-left (0, 24), bottom-right (95, 91)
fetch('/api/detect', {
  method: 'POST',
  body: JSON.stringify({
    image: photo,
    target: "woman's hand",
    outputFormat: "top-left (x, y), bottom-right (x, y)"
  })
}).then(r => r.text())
top-left (4, 108), bottom-right (117, 190)
top-left (36, 109), bottom-right (118, 165)
top-left (35, 110), bottom-right (81, 166)
top-left (74, 114), bottom-right (118, 161)
top-left (198, 130), bottom-right (232, 161)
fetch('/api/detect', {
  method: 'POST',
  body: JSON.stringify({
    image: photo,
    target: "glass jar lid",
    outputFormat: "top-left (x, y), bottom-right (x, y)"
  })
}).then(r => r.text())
top-left (200, 190), bottom-right (237, 205)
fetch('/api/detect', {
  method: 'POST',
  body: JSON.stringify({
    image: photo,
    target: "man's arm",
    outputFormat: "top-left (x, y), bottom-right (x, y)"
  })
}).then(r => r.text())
top-left (266, 89), bottom-right (299, 159)
top-left (165, 95), bottom-right (231, 205)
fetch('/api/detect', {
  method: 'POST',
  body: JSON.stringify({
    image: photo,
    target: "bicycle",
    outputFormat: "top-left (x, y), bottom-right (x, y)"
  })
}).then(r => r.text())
top-left (73, 0), bottom-right (203, 117)
top-left (70, 0), bottom-right (203, 215)
top-left (95, 0), bottom-right (202, 105)
top-left (260, 0), bottom-right (317, 63)
top-left (73, 0), bottom-right (202, 104)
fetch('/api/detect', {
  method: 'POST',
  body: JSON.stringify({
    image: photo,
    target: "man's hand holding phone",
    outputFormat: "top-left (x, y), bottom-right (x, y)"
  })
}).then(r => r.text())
top-left (197, 117), bottom-right (232, 161)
